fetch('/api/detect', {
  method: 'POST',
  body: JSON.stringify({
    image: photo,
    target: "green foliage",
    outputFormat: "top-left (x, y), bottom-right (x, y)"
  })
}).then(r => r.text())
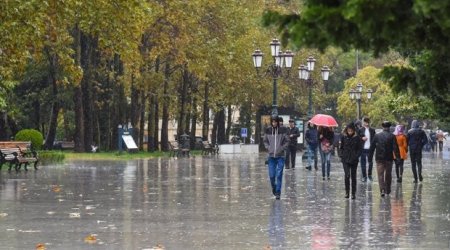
top-left (337, 66), bottom-right (437, 127)
top-left (38, 151), bottom-right (65, 164)
top-left (15, 129), bottom-right (44, 150)
top-left (263, 0), bottom-right (450, 120)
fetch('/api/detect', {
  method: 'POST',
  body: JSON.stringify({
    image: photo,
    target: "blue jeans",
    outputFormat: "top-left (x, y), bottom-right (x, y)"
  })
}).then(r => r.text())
top-left (268, 157), bottom-right (285, 195)
top-left (319, 149), bottom-right (331, 177)
top-left (360, 149), bottom-right (373, 179)
top-left (307, 143), bottom-right (318, 168)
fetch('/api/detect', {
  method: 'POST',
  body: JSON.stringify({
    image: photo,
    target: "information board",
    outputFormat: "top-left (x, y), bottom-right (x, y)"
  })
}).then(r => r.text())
top-left (122, 135), bottom-right (138, 150)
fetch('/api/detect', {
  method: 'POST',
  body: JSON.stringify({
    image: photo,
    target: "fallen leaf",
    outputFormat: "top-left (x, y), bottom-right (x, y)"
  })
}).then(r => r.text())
top-left (84, 234), bottom-right (97, 244)
top-left (52, 185), bottom-right (61, 193)
top-left (36, 243), bottom-right (46, 250)
top-left (263, 245), bottom-right (272, 250)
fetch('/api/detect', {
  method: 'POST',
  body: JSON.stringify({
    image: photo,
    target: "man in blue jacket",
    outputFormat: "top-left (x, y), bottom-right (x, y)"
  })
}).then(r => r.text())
top-left (264, 116), bottom-right (289, 200)
top-left (305, 122), bottom-right (318, 170)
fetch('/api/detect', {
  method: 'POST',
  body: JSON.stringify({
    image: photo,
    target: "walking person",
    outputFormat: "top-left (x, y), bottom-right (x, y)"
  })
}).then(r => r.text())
top-left (358, 117), bottom-right (376, 182)
top-left (264, 116), bottom-right (289, 200)
top-left (436, 129), bottom-right (446, 152)
top-left (305, 122), bottom-right (318, 171)
top-left (407, 120), bottom-right (428, 183)
top-left (339, 122), bottom-right (362, 199)
top-left (393, 125), bottom-right (408, 183)
top-left (285, 119), bottom-right (300, 169)
top-left (318, 126), bottom-right (334, 180)
top-left (370, 121), bottom-right (400, 197)
top-left (429, 130), bottom-right (437, 152)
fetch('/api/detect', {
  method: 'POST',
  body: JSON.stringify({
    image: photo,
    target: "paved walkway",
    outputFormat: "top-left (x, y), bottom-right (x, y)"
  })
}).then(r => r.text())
top-left (0, 150), bottom-right (449, 249)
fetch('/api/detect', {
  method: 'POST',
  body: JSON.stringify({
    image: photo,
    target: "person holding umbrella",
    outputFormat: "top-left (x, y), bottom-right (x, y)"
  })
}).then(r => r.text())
top-left (264, 116), bottom-right (290, 200)
top-left (309, 114), bottom-right (339, 181)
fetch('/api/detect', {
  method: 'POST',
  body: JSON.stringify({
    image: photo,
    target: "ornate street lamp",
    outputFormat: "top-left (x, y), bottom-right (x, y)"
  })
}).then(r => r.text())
top-left (349, 82), bottom-right (373, 120)
top-left (298, 56), bottom-right (330, 118)
top-left (252, 39), bottom-right (294, 118)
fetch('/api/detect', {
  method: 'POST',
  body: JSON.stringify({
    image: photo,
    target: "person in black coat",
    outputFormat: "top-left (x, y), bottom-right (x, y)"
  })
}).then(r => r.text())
top-left (407, 120), bottom-right (428, 183)
top-left (285, 119), bottom-right (300, 169)
top-left (370, 121), bottom-right (401, 197)
top-left (339, 122), bottom-right (363, 199)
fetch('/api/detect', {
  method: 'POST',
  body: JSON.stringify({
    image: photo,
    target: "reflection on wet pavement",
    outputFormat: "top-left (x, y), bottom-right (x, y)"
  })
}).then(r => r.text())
top-left (0, 152), bottom-right (449, 249)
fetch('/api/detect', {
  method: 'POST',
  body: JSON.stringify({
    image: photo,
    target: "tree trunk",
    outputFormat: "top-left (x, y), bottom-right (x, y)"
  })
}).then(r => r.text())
top-left (217, 108), bottom-right (226, 144)
top-left (73, 24), bottom-right (85, 152)
top-left (190, 91), bottom-right (198, 149)
top-left (74, 86), bottom-right (85, 152)
top-left (139, 90), bottom-right (145, 151)
top-left (44, 53), bottom-right (60, 150)
top-left (177, 67), bottom-right (189, 136)
top-left (154, 96), bottom-right (159, 151)
top-left (7, 114), bottom-right (18, 139)
top-left (212, 112), bottom-right (218, 145)
top-left (147, 93), bottom-right (155, 152)
top-left (160, 60), bottom-right (170, 151)
top-left (32, 100), bottom-right (40, 131)
top-left (0, 112), bottom-right (7, 140)
top-left (225, 104), bottom-right (232, 142)
top-left (202, 82), bottom-right (210, 141)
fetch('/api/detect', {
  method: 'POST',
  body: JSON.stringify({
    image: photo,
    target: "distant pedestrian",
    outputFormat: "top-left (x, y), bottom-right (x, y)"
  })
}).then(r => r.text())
top-left (318, 126), bottom-right (334, 180)
top-left (339, 122), bottom-right (362, 199)
top-left (436, 129), bottom-right (446, 152)
top-left (430, 130), bottom-right (437, 152)
top-left (285, 119), bottom-right (300, 169)
top-left (407, 120), bottom-right (428, 183)
top-left (264, 116), bottom-right (289, 200)
top-left (370, 121), bottom-right (400, 197)
top-left (305, 122), bottom-right (318, 171)
top-left (393, 125), bottom-right (408, 183)
top-left (358, 117), bottom-right (375, 182)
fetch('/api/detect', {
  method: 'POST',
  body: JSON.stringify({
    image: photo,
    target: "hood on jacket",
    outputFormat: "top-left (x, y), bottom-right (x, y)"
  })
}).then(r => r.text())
top-left (411, 120), bottom-right (419, 129)
top-left (393, 125), bottom-right (404, 135)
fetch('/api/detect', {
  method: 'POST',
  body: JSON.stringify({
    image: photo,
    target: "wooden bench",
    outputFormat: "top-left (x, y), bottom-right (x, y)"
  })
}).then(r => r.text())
top-left (168, 141), bottom-right (190, 157)
top-left (0, 141), bottom-right (39, 171)
top-left (54, 141), bottom-right (74, 150)
top-left (201, 141), bottom-right (219, 155)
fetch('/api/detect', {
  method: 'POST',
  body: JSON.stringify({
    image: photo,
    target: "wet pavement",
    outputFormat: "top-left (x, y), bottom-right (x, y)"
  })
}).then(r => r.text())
top-left (0, 150), bottom-right (449, 249)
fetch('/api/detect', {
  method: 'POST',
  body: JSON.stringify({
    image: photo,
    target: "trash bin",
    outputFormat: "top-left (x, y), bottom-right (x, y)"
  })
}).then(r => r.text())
top-left (179, 134), bottom-right (191, 150)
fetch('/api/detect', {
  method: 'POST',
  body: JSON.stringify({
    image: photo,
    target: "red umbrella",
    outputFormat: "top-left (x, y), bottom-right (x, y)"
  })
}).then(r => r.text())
top-left (309, 114), bottom-right (338, 127)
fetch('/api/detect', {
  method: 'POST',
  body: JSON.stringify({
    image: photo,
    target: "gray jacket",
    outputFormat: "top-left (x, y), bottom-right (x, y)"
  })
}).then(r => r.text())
top-left (264, 126), bottom-right (289, 157)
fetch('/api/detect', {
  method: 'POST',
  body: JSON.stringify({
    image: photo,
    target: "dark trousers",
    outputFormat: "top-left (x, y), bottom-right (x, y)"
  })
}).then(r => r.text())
top-left (439, 141), bottom-right (444, 152)
top-left (410, 151), bottom-right (423, 181)
top-left (343, 163), bottom-right (357, 195)
top-left (360, 149), bottom-right (373, 179)
top-left (285, 145), bottom-right (297, 168)
top-left (376, 160), bottom-right (393, 194)
top-left (395, 159), bottom-right (404, 179)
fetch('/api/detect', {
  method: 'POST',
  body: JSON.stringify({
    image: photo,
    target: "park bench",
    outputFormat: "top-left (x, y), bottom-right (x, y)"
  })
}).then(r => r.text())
top-left (201, 141), bottom-right (219, 155)
top-left (0, 141), bottom-right (39, 171)
top-left (53, 141), bottom-right (75, 150)
top-left (168, 141), bottom-right (190, 157)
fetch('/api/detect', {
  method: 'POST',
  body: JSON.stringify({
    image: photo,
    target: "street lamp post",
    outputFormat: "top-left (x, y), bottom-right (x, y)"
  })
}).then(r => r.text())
top-left (349, 82), bottom-right (373, 120)
top-left (298, 57), bottom-right (330, 118)
top-left (252, 39), bottom-right (293, 118)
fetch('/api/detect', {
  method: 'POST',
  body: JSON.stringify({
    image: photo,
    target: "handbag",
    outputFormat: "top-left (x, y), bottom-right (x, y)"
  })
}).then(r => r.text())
top-left (321, 138), bottom-right (332, 153)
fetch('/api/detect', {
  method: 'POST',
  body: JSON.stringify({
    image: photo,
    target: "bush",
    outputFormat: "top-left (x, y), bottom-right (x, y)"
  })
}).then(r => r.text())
top-left (38, 151), bottom-right (65, 164)
top-left (15, 129), bottom-right (44, 150)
